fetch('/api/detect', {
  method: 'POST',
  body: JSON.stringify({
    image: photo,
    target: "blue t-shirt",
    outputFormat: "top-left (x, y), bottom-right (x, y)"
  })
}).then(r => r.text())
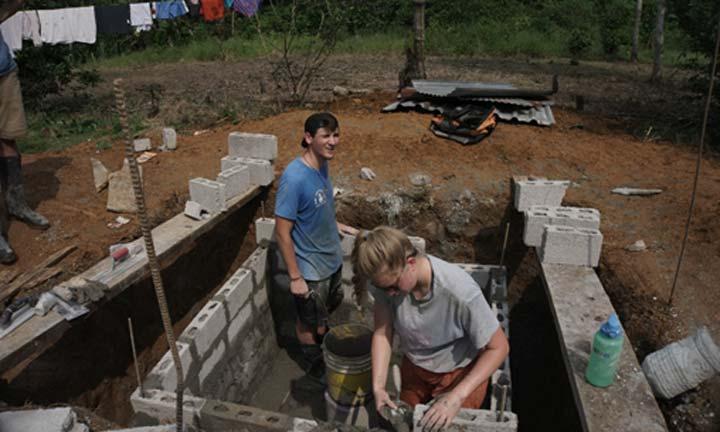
top-left (0, 32), bottom-right (17, 77)
top-left (275, 158), bottom-right (342, 281)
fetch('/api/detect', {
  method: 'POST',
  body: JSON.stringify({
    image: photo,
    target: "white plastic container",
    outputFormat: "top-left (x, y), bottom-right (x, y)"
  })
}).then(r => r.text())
top-left (642, 326), bottom-right (720, 399)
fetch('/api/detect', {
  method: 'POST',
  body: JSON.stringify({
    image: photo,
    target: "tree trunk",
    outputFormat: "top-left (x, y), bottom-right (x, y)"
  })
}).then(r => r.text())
top-left (631, 0), bottom-right (643, 63)
top-left (651, 0), bottom-right (666, 81)
top-left (413, 0), bottom-right (427, 79)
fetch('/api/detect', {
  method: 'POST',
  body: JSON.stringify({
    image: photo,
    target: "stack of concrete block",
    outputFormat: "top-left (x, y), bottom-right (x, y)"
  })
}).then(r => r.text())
top-left (513, 179), bottom-right (570, 212)
top-left (540, 226), bottom-right (603, 267)
top-left (523, 206), bottom-right (600, 247)
top-left (216, 164), bottom-right (250, 201)
top-left (219, 132), bottom-right (277, 188)
top-left (189, 178), bottom-right (227, 214)
top-left (221, 156), bottom-right (273, 187)
top-left (142, 245), bottom-right (274, 398)
top-left (414, 405), bottom-right (518, 432)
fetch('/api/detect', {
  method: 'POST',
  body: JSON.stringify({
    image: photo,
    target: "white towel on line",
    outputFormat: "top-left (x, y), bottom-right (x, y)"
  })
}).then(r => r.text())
top-left (38, 7), bottom-right (96, 45)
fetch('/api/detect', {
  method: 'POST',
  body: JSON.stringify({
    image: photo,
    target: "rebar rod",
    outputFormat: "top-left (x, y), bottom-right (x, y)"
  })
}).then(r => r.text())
top-left (113, 79), bottom-right (184, 431)
top-left (668, 14), bottom-right (720, 305)
top-left (499, 222), bottom-right (510, 267)
top-left (128, 317), bottom-right (144, 398)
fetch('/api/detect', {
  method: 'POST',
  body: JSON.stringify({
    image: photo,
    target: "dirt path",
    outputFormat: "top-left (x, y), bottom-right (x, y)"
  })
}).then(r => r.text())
top-left (4, 54), bottom-right (718, 430)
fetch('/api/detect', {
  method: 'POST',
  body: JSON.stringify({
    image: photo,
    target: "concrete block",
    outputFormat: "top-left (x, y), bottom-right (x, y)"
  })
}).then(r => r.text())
top-left (189, 178), bottom-right (227, 214)
top-left (228, 132), bottom-right (278, 160)
top-left (255, 217), bottom-right (276, 246)
top-left (214, 268), bottom-right (253, 319)
top-left (540, 225), bottom-right (603, 267)
top-left (180, 300), bottom-right (228, 359)
top-left (524, 206), bottom-right (600, 247)
top-left (216, 164), bottom-right (250, 201)
top-left (226, 300), bottom-right (252, 345)
top-left (340, 234), bottom-right (425, 258)
top-left (107, 426), bottom-right (175, 432)
top-left (130, 388), bottom-right (205, 428)
top-left (221, 156), bottom-right (274, 186)
top-left (409, 235), bottom-right (426, 253)
top-left (199, 340), bottom-right (227, 387)
top-left (340, 234), bottom-right (355, 257)
top-left (241, 247), bottom-right (268, 290)
top-left (414, 405), bottom-right (518, 432)
top-left (144, 341), bottom-right (193, 391)
top-left (134, 138), bottom-right (151, 152)
top-left (513, 179), bottom-right (570, 212)
top-left (161, 128), bottom-right (176, 150)
top-left (0, 407), bottom-right (88, 432)
top-left (184, 200), bottom-right (206, 220)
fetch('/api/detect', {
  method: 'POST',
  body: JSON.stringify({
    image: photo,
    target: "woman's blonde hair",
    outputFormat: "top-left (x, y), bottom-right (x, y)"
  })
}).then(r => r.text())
top-left (351, 226), bottom-right (418, 303)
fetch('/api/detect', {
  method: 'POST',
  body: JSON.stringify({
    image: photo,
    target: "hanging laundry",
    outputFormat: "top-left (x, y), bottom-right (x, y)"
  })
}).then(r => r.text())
top-left (95, 5), bottom-right (132, 35)
top-left (0, 13), bottom-right (23, 52)
top-left (224, 0), bottom-right (233, 9)
top-left (233, 0), bottom-right (261, 17)
top-left (38, 7), bottom-right (97, 45)
top-left (155, 1), bottom-right (189, 20)
top-left (188, 3), bottom-right (201, 18)
top-left (130, 3), bottom-right (153, 32)
top-left (200, 0), bottom-right (225, 22)
top-left (22, 11), bottom-right (42, 47)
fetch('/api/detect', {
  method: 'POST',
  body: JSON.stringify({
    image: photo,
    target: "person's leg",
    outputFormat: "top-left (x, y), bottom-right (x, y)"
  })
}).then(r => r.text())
top-left (0, 70), bottom-right (48, 230)
top-left (432, 359), bottom-right (489, 409)
top-left (399, 356), bottom-right (436, 406)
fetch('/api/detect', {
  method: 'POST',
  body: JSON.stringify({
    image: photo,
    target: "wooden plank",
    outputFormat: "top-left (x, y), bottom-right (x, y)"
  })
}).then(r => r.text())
top-left (0, 186), bottom-right (261, 373)
top-left (0, 245), bottom-right (77, 303)
top-left (539, 261), bottom-right (667, 432)
top-left (0, 269), bottom-right (19, 285)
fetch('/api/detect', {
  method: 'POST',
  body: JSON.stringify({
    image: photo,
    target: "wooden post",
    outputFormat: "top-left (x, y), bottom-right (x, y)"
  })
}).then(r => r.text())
top-left (651, 0), bottom-right (666, 81)
top-left (413, 0), bottom-right (427, 79)
top-left (630, 0), bottom-right (643, 63)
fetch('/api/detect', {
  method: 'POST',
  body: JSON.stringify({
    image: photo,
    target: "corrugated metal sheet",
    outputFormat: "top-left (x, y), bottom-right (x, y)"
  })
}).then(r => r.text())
top-left (412, 80), bottom-right (516, 97)
top-left (382, 100), bottom-right (555, 126)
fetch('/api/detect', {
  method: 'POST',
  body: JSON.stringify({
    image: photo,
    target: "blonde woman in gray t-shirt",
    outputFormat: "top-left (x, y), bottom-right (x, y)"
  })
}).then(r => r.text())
top-left (352, 226), bottom-right (509, 432)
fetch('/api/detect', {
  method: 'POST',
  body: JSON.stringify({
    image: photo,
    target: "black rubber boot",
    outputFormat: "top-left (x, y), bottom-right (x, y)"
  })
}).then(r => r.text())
top-left (0, 214), bottom-right (16, 264)
top-left (2, 157), bottom-right (49, 230)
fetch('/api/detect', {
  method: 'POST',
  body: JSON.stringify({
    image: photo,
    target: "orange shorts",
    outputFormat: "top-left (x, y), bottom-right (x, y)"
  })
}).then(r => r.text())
top-left (399, 355), bottom-right (488, 408)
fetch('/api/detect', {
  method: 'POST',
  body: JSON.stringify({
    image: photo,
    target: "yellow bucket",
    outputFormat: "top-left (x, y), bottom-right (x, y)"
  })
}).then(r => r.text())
top-left (323, 323), bottom-right (373, 406)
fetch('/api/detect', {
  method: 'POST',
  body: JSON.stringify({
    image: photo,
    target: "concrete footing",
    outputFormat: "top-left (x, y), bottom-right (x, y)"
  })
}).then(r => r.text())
top-left (0, 407), bottom-right (88, 432)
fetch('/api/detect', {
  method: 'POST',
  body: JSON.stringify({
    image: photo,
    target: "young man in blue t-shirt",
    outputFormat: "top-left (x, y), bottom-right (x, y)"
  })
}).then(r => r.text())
top-left (275, 112), bottom-right (357, 379)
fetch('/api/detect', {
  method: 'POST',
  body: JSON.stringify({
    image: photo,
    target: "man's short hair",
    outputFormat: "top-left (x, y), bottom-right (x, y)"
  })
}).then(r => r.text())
top-left (302, 112), bottom-right (339, 148)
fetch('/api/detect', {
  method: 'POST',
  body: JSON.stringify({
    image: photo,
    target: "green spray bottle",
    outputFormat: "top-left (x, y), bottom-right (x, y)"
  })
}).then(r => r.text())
top-left (585, 313), bottom-right (624, 387)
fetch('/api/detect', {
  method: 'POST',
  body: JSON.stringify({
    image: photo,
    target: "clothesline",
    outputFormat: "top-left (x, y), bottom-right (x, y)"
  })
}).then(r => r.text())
top-left (0, 0), bottom-right (261, 54)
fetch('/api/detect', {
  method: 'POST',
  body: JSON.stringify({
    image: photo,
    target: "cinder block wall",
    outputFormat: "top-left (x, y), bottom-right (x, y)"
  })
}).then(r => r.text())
top-left (138, 245), bottom-right (279, 405)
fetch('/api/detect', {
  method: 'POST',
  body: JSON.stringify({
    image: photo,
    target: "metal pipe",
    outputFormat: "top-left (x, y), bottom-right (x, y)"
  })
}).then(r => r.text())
top-left (113, 79), bottom-right (184, 431)
top-left (128, 317), bottom-right (144, 398)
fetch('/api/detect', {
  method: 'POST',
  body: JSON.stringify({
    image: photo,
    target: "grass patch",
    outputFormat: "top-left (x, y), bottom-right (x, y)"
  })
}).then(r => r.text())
top-left (18, 109), bottom-right (146, 154)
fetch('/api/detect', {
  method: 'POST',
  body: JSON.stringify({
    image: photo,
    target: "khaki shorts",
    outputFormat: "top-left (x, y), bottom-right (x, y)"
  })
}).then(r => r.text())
top-left (0, 69), bottom-right (27, 140)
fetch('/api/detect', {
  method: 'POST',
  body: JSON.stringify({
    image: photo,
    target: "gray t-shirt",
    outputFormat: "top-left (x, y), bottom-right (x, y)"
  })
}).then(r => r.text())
top-left (370, 255), bottom-right (499, 373)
